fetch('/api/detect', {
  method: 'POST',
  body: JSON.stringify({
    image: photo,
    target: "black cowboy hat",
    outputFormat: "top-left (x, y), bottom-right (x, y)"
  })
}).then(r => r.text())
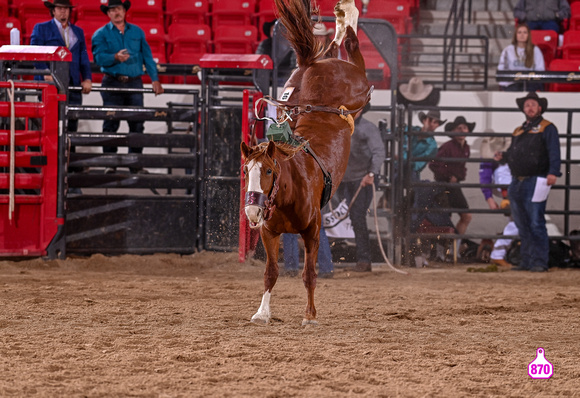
top-left (262, 19), bottom-right (276, 38)
top-left (446, 116), bottom-right (475, 132)
top-left (43, 0), bottom-right (75, 9)
top-left (418, 109), bottom-right (447, 125)
top-left (516, 91), bottom-right (548, 114)
top-left (101, 0), bottom-right (131, 14)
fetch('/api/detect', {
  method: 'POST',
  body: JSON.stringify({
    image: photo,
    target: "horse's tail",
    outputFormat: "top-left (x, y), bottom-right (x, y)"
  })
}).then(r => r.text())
top-left (274, 0), bottom-right (323, 67)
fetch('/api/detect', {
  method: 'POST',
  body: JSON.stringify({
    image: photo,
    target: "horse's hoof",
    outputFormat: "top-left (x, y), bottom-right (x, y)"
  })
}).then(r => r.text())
top-left (251, 314), bottom-right (269, 325)
top-left (301, 318), bottom-right (319, 326)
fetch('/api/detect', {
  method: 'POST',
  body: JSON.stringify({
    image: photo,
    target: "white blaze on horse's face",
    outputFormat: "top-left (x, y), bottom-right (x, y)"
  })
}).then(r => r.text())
top-left (245, 159), bottom-right (265, 228)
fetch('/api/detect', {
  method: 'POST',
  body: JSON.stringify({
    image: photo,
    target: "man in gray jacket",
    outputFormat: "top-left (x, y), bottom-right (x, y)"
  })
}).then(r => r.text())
top-left (337, 104), bottom-right (386, 272)
top-left (514, 0), bottom-right (570, 33)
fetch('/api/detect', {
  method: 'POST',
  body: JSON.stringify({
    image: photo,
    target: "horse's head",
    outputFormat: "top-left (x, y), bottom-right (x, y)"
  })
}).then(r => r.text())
top-left (241, 141), bottom-right (280, 229)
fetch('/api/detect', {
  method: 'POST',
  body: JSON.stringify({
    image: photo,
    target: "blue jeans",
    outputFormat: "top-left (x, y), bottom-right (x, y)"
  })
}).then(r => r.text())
top-left (100, 75), bottom-right (145, 154)
top-left (338, 180), bottom-right (373, 264)
top-left (527, 20), bottom-right (560, 33)
top-left (508, 176), bottom-right (549, 269)
top-left (282, 226), bottom-right (333, 273)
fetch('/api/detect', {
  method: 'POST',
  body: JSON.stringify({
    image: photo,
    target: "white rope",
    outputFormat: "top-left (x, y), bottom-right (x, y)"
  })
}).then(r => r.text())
top-left (253, 96), bottom-right (293, 126)
top-left (7, 80), bottom-right (15, 221)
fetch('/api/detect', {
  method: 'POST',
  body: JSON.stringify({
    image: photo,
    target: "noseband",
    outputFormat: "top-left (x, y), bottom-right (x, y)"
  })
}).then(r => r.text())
top-left (244, 159), bottom-right (280, 222)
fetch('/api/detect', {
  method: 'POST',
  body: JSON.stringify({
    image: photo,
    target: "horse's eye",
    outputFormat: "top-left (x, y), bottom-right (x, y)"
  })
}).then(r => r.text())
top-left (243, 166), bottom-right (248, 174)
top-left (266, 169), bottom-right (273, 176)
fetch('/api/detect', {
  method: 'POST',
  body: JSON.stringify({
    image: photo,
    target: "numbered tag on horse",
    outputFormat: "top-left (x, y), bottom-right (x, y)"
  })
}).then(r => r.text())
top-left (279, 87), bottom-right (295, 102)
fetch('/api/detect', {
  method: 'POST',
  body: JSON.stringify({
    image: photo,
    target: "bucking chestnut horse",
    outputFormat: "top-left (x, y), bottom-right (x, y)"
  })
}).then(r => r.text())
top-left (241, 0), bottom-right (372, 325)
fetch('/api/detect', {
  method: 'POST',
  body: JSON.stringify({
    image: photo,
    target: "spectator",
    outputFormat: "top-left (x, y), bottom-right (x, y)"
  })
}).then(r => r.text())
top-left (282, 228), bottom-right (334, 278)
top-left (495, 92), bottom-right (561, 272)
top-left (256, 19), bottom-right (296, 84)
top-left (31, 0), bottom-right (92, 174)
top-left (397, 77), bottom-right (440, 108)
top-left (313, 22), bottom-right (334, 47)
top-left (92, 0), bottom-right (164, 174)
top-left (479, 135), bottom-right (518, 267)
top-left (497, 23), bottom-right (545, 92)
top-left (429, 116), bottom-right (474, 235)
top-left (406, 109), bottom-right (446, 181)
top-left (513, 0), bottom-right (570, 33)
top-left (337, 104), bottom-right (386, 272)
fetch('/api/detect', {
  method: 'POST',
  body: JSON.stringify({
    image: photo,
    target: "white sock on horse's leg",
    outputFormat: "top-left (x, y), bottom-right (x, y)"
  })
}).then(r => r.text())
top-left (251, 291), bottom-right (271, 324)
top-left (332, 0), bottom-right (358, 46)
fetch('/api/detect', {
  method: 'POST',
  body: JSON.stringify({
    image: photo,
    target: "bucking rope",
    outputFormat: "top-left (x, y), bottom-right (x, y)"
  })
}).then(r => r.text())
top-left (7, 80), bottom-right (15, 221)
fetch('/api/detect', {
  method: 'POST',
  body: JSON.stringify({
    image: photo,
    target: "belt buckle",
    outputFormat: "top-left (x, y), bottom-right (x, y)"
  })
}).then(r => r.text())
top-left (118, 75), bottom-right (129, 83)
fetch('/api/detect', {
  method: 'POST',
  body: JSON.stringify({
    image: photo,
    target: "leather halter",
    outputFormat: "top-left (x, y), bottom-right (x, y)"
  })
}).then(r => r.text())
top-left (244, 159), bottom-right (280, 222)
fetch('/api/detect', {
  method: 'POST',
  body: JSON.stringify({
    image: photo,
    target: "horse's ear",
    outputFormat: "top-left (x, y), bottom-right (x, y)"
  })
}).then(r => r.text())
top-left (240, 141), bottom-right (251, 160)
top-left (266, 140), bottom-right (276, 158)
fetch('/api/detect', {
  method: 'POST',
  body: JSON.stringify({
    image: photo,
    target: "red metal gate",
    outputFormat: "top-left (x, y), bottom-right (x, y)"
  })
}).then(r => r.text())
top-left (0, 81), bottom-right (63, 257)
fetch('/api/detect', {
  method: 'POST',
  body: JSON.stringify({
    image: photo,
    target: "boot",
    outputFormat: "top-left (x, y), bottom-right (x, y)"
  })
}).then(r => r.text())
top-left (351, 261), bottom-right (372, 272)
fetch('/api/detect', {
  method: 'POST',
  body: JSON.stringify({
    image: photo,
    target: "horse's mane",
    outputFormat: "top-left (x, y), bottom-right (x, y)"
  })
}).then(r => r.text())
top-left (274, 0), bottom-right (325, 66)
top-left (246, 141), bottom-right (306, 171)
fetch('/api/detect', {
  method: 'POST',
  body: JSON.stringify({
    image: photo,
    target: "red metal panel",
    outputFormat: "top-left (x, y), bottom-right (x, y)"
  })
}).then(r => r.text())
top-left (199, 53), bottom-right (273, 69)
top-left (0, 82), bottom-right (62, 257)
top-left (0, 45), bottom-right (72, 62)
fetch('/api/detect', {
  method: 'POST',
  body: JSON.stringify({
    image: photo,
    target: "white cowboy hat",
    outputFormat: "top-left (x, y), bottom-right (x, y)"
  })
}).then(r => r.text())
top-left (480, 136), bottom-right (511, 159)
top-left (399, 77), bottom-right (433, 102)
top-left (313, 23), bottom-right (334, 36)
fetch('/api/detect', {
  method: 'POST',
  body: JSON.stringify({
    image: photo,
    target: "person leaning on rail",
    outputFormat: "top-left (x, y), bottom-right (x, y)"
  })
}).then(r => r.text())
top-left (91, 0), bottom-right (164, 174)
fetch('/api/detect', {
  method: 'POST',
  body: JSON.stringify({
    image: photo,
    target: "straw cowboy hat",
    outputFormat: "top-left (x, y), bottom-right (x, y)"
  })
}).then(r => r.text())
top-left (43, 0), bottom-right (75, 8)
top-left (399, 77), bottom-right (433, 102)
top-left (516, 91), bottom-right (548, 114)
top-left (480, 135), bottom-right (512, 159)
top-left (418, 109), bottom-right (447, 125)
top-left (313, 22), bottom-right (334, 36)
top-left (101, 0), bottom-right (131, 14)
top-left (446, 116), bottom-right (475, 132)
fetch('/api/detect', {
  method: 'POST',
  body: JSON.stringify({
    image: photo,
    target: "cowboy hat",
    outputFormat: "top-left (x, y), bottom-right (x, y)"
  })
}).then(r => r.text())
top-left (480, 136), bottom-right (511, 159)
top-left (262, 19), bottom-right (276, 38)
top-left (399, 77), bottom-right (433, 102)
top-left (101, 0), bottom-right (131, 14)
top-left (446, 116), bottom-right (475, 132)
top-left (418, 109), bottom-right (447, 125)
top-left (43, 0), bottom-right (75, 8)
top-left (313, 22), bottom-right (334, 36)
top-left (516, 91), bottom-right (548, 114)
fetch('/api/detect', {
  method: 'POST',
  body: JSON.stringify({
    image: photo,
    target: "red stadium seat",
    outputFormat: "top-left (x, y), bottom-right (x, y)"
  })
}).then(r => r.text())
top-left (561, 30), bottom-right (580, 60)
top-left (139, 23), bottom-right (167, 63)
top-left (213, 25), bottom-right (258, 54)
top-left (0, 18), bottom-right (21, 45)
top-left (548, 59), bottom-right (580, 92)
top-left (168, 23), bottom-right (211, 57)
top-left (76, 19), bottom-right (107, 62)
top-left (531, 30), bottom-right (558, 67)
top-left (359, 0), bottom-right (412, 34)
top-left (126, 0), bottom-right (164, 25)
top-left (570, 3), bottom-right (580, 31)
top-left (211, 0), bottom-right (256, 30)
top-left (255, 0), bottom-right (276, 40)
top-left (74, 3), bottom-right (110, 25)
top-left (23, 17), bottom-right (46, 44)
top-left (166, 0), bottom-right (209, 26)
top-left (12, 0), bottom-right (48, 22)
top-left (0, 0), bottom-right (8, 19)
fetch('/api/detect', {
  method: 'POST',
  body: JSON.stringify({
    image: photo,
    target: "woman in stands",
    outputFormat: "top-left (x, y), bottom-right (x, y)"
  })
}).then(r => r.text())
top-left (497, 23), bottom-right (545, 91)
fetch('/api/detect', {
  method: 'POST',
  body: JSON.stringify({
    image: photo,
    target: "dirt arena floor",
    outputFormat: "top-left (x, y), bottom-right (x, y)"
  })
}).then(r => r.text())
top-left (1, 252), bottom-right (580, 397)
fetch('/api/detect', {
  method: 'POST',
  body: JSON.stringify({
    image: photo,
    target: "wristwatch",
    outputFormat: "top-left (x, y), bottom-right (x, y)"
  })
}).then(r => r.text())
top-left (368, 172), bottom-right (375, 178)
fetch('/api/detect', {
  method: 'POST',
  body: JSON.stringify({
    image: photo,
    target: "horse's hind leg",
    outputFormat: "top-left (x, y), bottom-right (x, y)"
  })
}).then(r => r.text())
top-left (251, 230), bottom-right (281, 324)
top-left (301, 226), bottom-right (320, 326)
top-left (332, 0), bottom-right (359, 47)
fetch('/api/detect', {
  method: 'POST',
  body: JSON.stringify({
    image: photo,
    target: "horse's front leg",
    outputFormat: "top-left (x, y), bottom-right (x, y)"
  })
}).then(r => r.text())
top-left (251, 228), bottom-right (280, 324)
top-left (301, 226), bottom-right (320, 326)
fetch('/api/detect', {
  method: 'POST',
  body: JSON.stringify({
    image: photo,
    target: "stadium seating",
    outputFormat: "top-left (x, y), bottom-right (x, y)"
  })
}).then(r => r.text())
top-left (126, 0), bottom-right (164, 25)
top-left (561, 30), bottom-right (580, 60)
top-left (23, 17), bottom-right (46, 44)
top-left (74, 3), bottom-right (109, 26)
top-left (12, 0), bottom-right (48, 24)
top-left (531, 30), bottom-right (558, 67)
top-left (0, 0), bottom-right (8, 18)
top-left (548, 59), bottom-right (580, 92)
top-left (571, 2), bottom-right (580, 31)
top-left (359, 0), bottom-right (412, 34)
top-left (211, 0), bottom-right (256, 30)
top-left (139, 23), bottom-right (167, 63)
top-left (168, 23), bottom-right (211, 57)
top-left (213, 25), bottom-right (258, 54)
top-left (76, 20), bottom-right (107, 62)
top-left (165, 0), bottom-right (209, 26)
top-left (255, 0), bottom-right (276, 40)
